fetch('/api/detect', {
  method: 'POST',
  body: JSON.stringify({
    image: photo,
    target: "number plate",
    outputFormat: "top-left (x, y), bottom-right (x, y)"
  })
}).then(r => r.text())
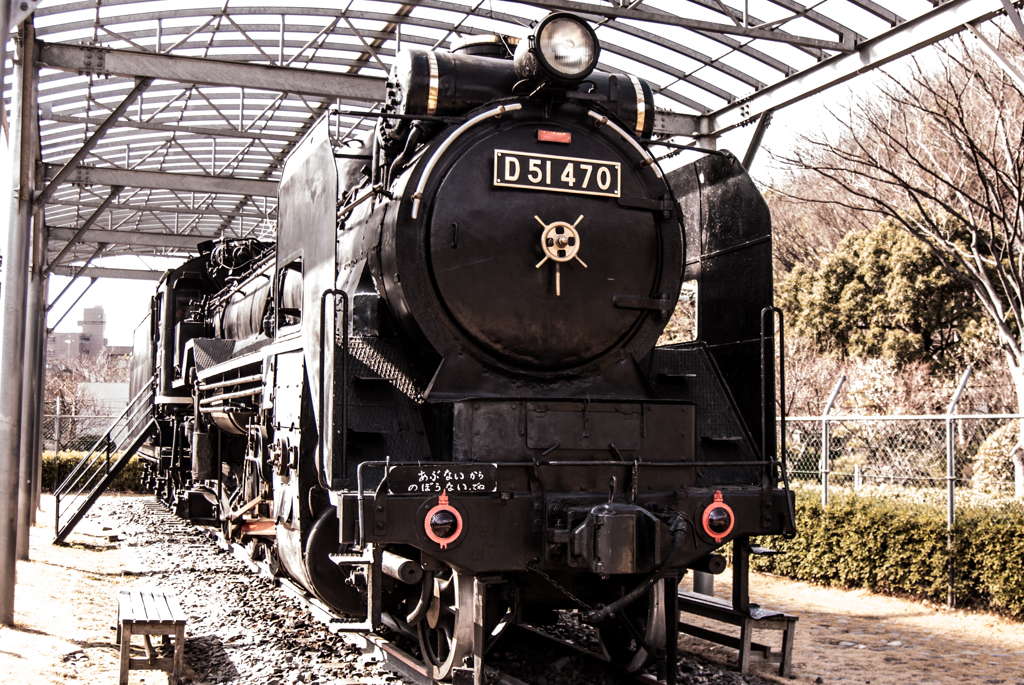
top-left (493, 150), bottom-right (620, 198)
top-left (388, 463), bottom-right (498, 495)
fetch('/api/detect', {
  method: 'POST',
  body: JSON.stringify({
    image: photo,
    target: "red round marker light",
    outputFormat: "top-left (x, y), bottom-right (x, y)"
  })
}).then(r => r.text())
top-left (701, 491), bottom-right (735, 544)
top-left (424, 491), bottom-right (463, 549)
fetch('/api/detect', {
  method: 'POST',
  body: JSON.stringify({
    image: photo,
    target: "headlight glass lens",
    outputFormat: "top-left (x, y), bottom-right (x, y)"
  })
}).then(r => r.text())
top-left (538, 17), bottom-right (595, 78)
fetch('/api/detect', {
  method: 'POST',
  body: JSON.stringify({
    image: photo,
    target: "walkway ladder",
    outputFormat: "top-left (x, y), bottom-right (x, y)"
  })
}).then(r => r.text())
top-left (53, 381), bottom-right (156, 543)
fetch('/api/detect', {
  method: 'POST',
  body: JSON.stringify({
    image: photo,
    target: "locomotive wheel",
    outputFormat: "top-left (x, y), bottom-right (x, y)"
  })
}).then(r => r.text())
top-left (596, 579), bottom-right (667, 672)
top-left (418, 567), bottom-right (475, 680)
top-left (266, 541), bottom-right (287, 578)
top-left (416, 565), bottom-right (514, 680)
top-left (303, 508), bottom-right (366, 616)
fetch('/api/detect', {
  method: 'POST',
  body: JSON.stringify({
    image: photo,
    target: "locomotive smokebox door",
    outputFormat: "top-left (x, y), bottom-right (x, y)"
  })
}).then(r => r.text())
top-left (384, 98), bottom-right (683, 381)
top-left (428, 138), bottom-right (661, 370)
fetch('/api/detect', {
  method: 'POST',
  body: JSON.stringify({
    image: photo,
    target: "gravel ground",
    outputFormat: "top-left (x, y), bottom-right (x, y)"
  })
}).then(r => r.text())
top-left (99, 496), bottom-right (777, 685)
top-left (103, 498), bottom-right (396, 685)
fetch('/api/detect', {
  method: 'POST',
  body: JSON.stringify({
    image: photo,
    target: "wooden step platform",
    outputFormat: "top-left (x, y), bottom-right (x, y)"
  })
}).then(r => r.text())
top-left (677, 589), bottom-right (797, 677)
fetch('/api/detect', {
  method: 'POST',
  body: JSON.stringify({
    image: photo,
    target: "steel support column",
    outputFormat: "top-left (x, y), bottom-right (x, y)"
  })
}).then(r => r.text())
top-left (31, 273), bottom-right (47, 523)
top-left (31, 174), bottom-right (45, 524)
top-left (16, 219), bottom-right (44, 560)
top-left (0, 21), bottom-right (38, 624)
top-left (0, 0), bottom-right (10, 115)
top-left (741, 111), bottom-right (773, 170)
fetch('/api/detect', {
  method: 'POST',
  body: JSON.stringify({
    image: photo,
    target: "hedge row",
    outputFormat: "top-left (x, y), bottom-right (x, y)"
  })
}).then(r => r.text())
top-left (41, 451), bottom-right (148, 494)
top-left (752, 491), bottom-right (1024, 620)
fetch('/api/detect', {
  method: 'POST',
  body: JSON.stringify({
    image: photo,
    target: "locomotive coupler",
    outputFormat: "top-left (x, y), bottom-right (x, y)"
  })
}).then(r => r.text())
top-left (568, 502), bottom-right (661, 575)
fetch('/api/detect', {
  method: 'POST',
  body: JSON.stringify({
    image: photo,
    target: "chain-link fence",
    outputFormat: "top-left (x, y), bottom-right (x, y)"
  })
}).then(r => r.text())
top-left (784, 414), bottom-right (1024, 510)
top-left (41, 412), bottom-right (119, 492)
top-left (782, 365), bottom-right (1024, 514)
top-left (41, 413), bottom-right (119, 454)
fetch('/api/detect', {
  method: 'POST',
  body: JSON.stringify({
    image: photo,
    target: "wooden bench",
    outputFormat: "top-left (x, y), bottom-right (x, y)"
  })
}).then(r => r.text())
top-left (677, 590), bottom-right (797, 677)
top-left (117, 589), bottom-right (187, 685)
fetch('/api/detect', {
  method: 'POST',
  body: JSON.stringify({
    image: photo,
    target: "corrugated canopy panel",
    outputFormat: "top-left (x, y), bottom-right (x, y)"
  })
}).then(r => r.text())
top-left (10, 0), bottom-right (1013, 266)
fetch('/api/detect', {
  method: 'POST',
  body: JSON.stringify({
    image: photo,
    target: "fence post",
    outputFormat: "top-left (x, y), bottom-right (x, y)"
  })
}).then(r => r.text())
top-left (54, 397), bottom-right (61, 455)
top-left (946, 365), bottom-right (973, 609)
top-left (821, 376), bottom-right (845, 507)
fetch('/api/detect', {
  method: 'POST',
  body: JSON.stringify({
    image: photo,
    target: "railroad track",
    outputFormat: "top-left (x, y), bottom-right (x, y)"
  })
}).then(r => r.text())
top-left (131, 499), bottom-right (766, 685)
top-left (212, 530), bottom-right (665, 685)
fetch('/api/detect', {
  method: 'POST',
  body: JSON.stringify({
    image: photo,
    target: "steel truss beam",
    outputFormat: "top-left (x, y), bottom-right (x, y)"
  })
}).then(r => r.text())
top-left (708, 0), bottom-right (1010, 134)
top-left (45, 186), bottom-right (123, 273)
top-left (655, 112), bottom-right (701, 137)
top-left (42, 164), bottom-right (279, 196)
top-left (34, 76), bottom-right (152, 207)
top-left (509, 0), bottom-right (855, 51)
top-left (47, 226), bottom-right (205, 250)
top-left (39, 50), bottom-right (696, 137)
top-left (38, 43), bottom-right (385, 101)
top-left (966, 23), bottom-right (1024, 91)
top-left (45, 197), bottom-right (275, 221)
top-left (42, 113), bottom-right (299, 143)
top-left (47, 265), bottom-right (163, 281)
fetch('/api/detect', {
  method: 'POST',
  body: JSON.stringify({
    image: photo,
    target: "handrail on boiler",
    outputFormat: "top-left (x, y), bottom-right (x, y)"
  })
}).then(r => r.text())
top-left (762, 306), bottom-right (795, 538)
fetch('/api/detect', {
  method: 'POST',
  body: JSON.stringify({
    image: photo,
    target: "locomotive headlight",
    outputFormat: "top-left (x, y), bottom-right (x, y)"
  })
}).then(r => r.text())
top-left (515, 13), bottom-right (600, 85)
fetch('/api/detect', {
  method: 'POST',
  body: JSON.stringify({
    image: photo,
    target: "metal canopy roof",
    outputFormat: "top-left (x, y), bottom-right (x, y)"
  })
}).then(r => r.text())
top-left (12, 0), bottom-right (1018, 278)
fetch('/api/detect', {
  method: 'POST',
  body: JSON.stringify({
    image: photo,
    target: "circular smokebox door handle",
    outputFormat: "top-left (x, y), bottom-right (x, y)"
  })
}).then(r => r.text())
top-left (534, 215), bottom-right (588, 268)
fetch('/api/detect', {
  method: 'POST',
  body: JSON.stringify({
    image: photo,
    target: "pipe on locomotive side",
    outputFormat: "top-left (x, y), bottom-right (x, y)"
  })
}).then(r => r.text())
top-left (686, 553), bottom-right (727, 575)
top-left (382, 550), bottom-right (424, 584)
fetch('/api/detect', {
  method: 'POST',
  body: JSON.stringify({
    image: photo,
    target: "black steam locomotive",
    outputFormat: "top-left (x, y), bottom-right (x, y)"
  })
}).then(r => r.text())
top-left (131, 12), bottom-right (794, 682)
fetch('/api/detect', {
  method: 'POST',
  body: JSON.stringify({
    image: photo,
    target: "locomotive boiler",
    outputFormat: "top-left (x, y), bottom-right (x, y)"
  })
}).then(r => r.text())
top-left (131, 12), bottom-right (795, 682)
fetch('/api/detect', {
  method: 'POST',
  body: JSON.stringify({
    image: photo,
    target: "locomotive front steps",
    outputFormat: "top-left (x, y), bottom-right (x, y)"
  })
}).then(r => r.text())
top-left (676, 589), bottom-right (798, 677)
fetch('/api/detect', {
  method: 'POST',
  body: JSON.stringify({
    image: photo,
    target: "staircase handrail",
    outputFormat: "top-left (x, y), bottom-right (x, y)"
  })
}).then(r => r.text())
top-left (54, 379), bottom-right (155, 496)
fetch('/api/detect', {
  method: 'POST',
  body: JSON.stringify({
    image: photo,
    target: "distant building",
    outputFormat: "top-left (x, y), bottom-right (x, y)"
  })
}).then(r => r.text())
top-left (47, 306), bottom-right (129, 361)
top-left (80, 381), bottom-right (130, 413)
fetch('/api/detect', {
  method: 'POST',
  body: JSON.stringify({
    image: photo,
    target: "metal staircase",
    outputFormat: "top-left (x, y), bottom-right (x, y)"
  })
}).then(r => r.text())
top-left (53, 381), bottom-right (157, 544)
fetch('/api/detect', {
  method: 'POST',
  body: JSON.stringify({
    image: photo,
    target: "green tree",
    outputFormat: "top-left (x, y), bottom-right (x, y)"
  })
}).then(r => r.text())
top-left (778, 221), bottom-right (990, 371)
top-left (772, 25), bottom-right (1024, 496)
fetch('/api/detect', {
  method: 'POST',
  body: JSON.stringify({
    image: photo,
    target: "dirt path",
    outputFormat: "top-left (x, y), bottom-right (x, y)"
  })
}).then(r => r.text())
top-left (683, 571), bottom-right (1024, 685)
top-left (0, 495), bottom-right (145, 683)
top-left (3, 496), bottom-right (1024, 685)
